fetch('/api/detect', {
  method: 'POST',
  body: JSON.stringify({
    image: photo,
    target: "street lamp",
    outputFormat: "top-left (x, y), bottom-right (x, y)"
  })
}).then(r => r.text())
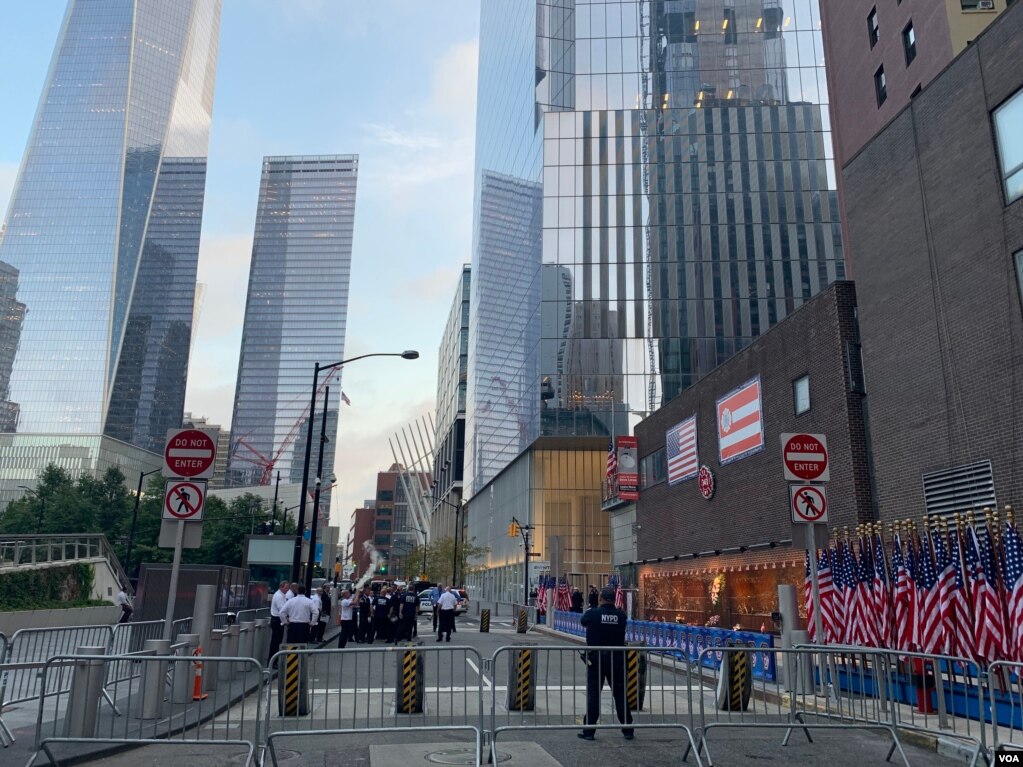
top-left (425, 493), bottom-right (464, 586)
top-left (124, 468), bottom-right (161, 578)
top-left (17, 485), bottom-right (46, 529)
top-left (292, 350), bottom-right (419, 585)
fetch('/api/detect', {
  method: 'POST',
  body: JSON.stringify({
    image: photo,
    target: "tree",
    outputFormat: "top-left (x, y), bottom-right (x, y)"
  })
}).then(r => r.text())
top-left (406, 537), bottom-right (490, 585)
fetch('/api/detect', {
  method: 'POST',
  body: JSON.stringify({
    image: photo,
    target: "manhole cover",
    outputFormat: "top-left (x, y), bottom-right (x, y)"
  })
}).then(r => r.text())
top-left (426, 748), bottom-right (512, 765)
top-left (230, 749), bottom-right (299, 764)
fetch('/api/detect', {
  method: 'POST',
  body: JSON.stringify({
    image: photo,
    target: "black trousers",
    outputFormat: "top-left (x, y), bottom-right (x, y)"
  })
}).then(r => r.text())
top-left (438, 610), bottom-right (455, 640)
top-left (356, 612), bottom-right (369, 641)
top-left (397, 615), bottom-right (416, 642)
top-left (286, 622), bottom-right (311, 645)
top-left (369, 615), bottom-right (391, 644)
top-left (268, 616), bottom-right (284, 663)
top-left (432, 605), bottom-right (439, 631)
top-left (338, 619), bottom-right (356, 648)
top-left (313, 618), bottom-right (327, 643)
top-left (583, 651), bottom-right (634, 737)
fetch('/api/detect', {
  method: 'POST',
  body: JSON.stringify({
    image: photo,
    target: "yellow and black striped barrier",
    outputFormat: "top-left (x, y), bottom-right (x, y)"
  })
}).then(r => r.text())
top-left (506, 646), bottom-right (536, 711)
top-left (396, 645), bottom-right (424, 714)
top-left (516, 606), bottom-right (528, 634)
top-left (480, 608), bottom-right (490, 633)
top-left (277, 645), bottom-right (309, 716)
top-left (715, 640), bottom-right (752, 711)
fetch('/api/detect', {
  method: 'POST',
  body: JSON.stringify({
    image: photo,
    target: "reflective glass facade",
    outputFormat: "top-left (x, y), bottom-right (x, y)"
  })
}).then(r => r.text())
top-left (227, 156), bottom-right (358, 514)
top-left (0, 0), bottom-right (221, 451)
top-left (467, 0), bottom-right (842, 496)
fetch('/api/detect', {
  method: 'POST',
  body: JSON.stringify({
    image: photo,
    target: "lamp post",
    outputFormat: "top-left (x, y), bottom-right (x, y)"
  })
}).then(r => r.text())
top-left (292, 350), bottom-right (419, 584)
top-left (304, 385), bottom-right (332, 592)
top-left (17, 485), bottom-right (46, 529)
top-left (124, 468), bottom-right (161, 578)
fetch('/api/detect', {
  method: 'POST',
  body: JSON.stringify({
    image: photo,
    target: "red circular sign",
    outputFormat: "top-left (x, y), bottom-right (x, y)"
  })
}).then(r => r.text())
top-left (697, 465), bottom-right (715, 500)
top-left (165, 429), bottom-right (217, 478)
top-left (783, 434), bottom-right (828, 481)
top-left (165, 481), bottom-right (205, 519)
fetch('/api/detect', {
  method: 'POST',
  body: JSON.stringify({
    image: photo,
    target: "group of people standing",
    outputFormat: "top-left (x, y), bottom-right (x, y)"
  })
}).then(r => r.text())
top-left (267, 581), bottom-right (332, 662)
top-left (334, 583), bottom-right (418, 647)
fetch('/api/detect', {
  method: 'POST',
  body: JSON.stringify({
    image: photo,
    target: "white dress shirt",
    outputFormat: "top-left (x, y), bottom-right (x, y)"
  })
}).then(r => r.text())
top-left (437, 591), bottom-right (458, 611)
top-left (280, 594), bottom-right (318, 625)
top-left (311, 593), bottom-right (322, 614)
top-left (340, 598), bottom-right (354, 621)
top-left (271, 589), bottom-right (289, 618)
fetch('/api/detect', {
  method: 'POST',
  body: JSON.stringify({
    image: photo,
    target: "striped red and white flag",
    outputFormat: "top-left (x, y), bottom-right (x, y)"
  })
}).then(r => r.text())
top-left (892, 533), bottom-right (916, 653)
top-left (947, 532), bottom-right (977, 661)
top-left (715, 377), bottom-right (765, 465)
top-left (967, 526), bottom-right (1006, 663)
top-left (915, 531), bottom-right (942, 655)
top-left (1002, 519), bottom-right (1023, 663)
top-left (872, 534), bottom-right (892, 648)
top-left (666, 415), bottom-right (699, 485)
top-left (933, 530), bottom-right (956, 656)
top-left (804, 551), bottom-right (816, 642)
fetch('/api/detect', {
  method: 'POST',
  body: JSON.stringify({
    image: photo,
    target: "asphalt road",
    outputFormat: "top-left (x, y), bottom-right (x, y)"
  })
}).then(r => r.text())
top-left (16, 612), bottom-right (972, 767)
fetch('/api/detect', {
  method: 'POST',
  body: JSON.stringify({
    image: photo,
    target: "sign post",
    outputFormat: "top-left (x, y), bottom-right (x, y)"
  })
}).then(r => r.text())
top-left (161, 429), bottom-right (216, 641)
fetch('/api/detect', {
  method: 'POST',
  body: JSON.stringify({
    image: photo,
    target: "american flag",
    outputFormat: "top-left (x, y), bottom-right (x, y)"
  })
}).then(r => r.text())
top-left (340, 391), bottom-right (352, 406)
top-left (536, 575), bottom-right (548, 613)
top-left (855, 542), bottom-right (879, 647)
top-left (666, 416), bottom-right (699, 485)
top-left (894, 533), bottom-right (917, 652)
top-left (828, 546), bottom-right (846, 644)
top-left (915, 531), bottom-right (942, 654)
top-left (840, 541), bottom-right (859, 645)
top-left (817, 549), bottom-right (840, 644)
top-left (872, 533), bottom-right (892, 648)
top-left (947, 531), bottom-right (976, 661)
top-left (933, 530), bottom-right (955, 656)
top-left (608, 574), bottom-right (626, 611)
top-left (1002, 519), bottom-right (1023, 663)
top-left (556, 577), bottom-right (572, 612)
top-left (606, 439), bottom-right (617, 484)
top-left (966, 526), bottom-right (1006, 664)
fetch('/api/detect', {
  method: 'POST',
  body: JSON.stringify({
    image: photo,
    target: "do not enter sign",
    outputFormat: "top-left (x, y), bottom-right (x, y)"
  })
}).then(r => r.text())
top-left (163, 428), bottom-right (218, 479)
top-left (780, 433), bottom-right (829, 482)
top-left (790, 484), bottom-right (828, 524)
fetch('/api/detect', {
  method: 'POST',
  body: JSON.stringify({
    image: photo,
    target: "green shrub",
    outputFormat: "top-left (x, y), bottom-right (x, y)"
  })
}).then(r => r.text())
top-left (0, 563), bottom-right (99, 611)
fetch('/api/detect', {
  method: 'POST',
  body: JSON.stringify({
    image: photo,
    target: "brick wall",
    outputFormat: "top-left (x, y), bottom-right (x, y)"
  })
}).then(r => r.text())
top-left (634, 281), bottom-right (873, 564)
top-left (844, 2), bottom-right (1023, 522)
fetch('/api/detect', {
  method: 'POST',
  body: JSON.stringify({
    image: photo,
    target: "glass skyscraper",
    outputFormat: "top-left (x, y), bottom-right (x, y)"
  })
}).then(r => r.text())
top-left (467, 0), bottom-right (841, 495)
top-left (0, 0), bottom-right (221, 452)
top-left (227, 155), bottom-right (358, 523)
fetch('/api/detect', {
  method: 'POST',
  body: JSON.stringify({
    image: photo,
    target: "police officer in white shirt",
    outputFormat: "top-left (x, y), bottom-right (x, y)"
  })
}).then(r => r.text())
top-left (280, 584), bottom-right (318, 644)
top-left (337, 589), bottom-right (356, 648)
top-left (436, 586), bottom-right (458, 642)
top-left (310, 588), bottom-right (323, 642)
top-left (268, 580), bottom-right (290, 663)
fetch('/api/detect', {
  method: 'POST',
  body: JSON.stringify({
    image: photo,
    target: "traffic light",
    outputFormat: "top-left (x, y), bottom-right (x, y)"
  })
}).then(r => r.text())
top-left (507, 521), bottom-right (520, 538)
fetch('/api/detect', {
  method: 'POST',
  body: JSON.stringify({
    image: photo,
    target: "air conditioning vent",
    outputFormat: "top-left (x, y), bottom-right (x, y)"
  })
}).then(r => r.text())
top-left (921, 460), bottom-right (995, 525)
top-left (976, 0), bottom-right (995, 10)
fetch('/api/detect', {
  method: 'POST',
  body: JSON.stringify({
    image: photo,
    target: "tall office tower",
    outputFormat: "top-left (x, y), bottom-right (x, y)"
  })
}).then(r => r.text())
top-left (428, 266), bottom-right (470, 543)
top-left (0, 0), bottom-right (221, 501)
top-left (465, 0), bottom-right (842, 596)
top-left (228, 156), bottom-right (358, 524)
top-left (0, 262), bottom-right (26, 433)
top-left (819, 0), bottom-right (1011, 267)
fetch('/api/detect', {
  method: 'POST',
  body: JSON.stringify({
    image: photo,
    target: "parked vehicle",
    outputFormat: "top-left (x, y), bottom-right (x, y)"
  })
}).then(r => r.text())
top-left (453, 588), bottom-right (469, 615)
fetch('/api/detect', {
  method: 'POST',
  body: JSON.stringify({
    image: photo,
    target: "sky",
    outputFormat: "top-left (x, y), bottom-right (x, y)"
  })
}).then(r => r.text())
top-left (0, 1), bottom-right (480, 531)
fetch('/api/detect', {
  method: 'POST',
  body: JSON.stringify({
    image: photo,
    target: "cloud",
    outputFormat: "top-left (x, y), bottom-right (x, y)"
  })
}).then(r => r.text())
top-left (364, 124), bottom-right (444, 151)
top-left (427, 39), bottom-right (479, 124)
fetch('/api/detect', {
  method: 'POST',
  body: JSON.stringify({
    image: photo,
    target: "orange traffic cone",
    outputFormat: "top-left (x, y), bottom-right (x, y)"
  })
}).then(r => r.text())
top-left (192, 646), bottom-right (208, 701)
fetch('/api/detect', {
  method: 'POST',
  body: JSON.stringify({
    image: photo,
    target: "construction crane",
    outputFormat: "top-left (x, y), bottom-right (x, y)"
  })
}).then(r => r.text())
top-left (230, 369), bottom-right (340, 485)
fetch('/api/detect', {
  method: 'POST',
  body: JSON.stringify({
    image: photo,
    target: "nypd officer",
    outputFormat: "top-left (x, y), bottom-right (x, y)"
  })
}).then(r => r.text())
top-left (397, 585), bottom-right (419, 642)
top-left (369, 587), bottom-right (392, 644)
top-left (578, 586), bottom-right (634, 741)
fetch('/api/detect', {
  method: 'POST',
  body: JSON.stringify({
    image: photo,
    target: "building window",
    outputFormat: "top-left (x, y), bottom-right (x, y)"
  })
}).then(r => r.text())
top-left (374, 535), bottom-right (390, 547)
top-left (874, 66), bottom-right (887, 107)
top-left (639, 448), bottom-right (667, 489)
top-left (377, 490), bottom-right (393, 501)
top-left (960, 1), bottom-right (997, 9)
top-left (867, 8), bottom-right (879, 48)
top-left (723, 8), bottom-right (737, 45)
top-left (994, 88), bottom-right (1023, 204)
top-left (1015, 251), bottom-right (1023, 312)
top-left (375, 519), bottom-right (391, 530)
top-left (377, 505), bottom-right (392, 515)
top-left (793, 375), bottom-right (811, 415)
top-left (903, 22), bottom-right (916, 65)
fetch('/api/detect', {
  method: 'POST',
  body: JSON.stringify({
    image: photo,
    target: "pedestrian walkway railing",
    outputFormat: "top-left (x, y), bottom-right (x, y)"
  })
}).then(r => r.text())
top-left (696, 645), bottom-right (912, 767)
top-left (0, 535), bottom-right (131, 594)
top-left (263, 644), bottom-right (485, 767)
top-left (31, 652), bottom-right (265, 767)
top-left (988, 661), bottom-right (1023, 756)
top-left (236, 608), bottom-right (269, 624)
top-left (490, 644), bottom-right (703, 767)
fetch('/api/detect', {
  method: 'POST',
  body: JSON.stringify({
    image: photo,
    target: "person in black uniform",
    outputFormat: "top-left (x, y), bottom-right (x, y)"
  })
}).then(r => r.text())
top-left (356, 586), bottom-right (372, 642)
top-left (368, 587), bottom-right (392, 644)
top-left (578, 587), bottom-right (634, 741)
top-left (397, 586), bottom-right (418, 642)
top-left (387, 587), bottom-right (403, 644)
top-left (587, 585), bottom-right (599, 609)
top-left (571, 588), bottom-right (584, 613)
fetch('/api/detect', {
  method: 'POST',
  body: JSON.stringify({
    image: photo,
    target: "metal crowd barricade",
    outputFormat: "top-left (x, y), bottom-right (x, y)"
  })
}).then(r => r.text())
top-left (490, 644), bottom-right (703, 767)
top-left (695, 645), bottom-right (911, 767)
top-left (264, 645), bottom-right (485, 767)
top-left (235, 608), bottom-right (269, 624)
top-left (172, 617), bottom-right (193, 638)
top-left (31, 652), bottom-right (266, 767)
top-left (0, 625), bottom-right (116, 718)
top-left (213, 612), bottom-right (231, 631)
top-left (105, 621), bottom-right (165, 694)
top-left (989, 660), bottom-right (1023, 757)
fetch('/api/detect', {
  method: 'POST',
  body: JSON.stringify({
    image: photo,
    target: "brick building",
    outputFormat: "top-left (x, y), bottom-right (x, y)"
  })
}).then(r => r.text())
top-left (844, 3), bottom-right (1023, 522)
top-left (820, 0), bottom-right (1011, 270)
top-left (349, 506), bottom-right (375, 577)
top-left (632, 282), bottom-right (872, 628)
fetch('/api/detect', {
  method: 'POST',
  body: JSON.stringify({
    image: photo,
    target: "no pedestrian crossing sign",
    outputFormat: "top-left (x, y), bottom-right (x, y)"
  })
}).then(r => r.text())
top-left (780, 433), bottom-right (829, 483)
top-left (163, 480), bottom-right (207, 521)
top-left (790, 484), bottom-right (828, 524)
top-left (163, 428), bottom-right (218, 479)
